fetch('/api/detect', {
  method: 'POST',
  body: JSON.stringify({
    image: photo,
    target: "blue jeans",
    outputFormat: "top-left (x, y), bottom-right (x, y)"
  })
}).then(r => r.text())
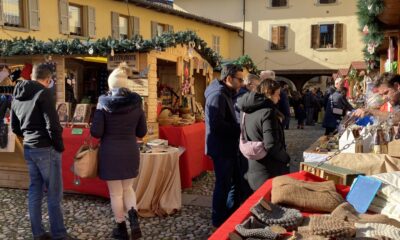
top-left (211, 155), bottom-right (240, 227)
top-left (24, 147), bottom-right (67, 239)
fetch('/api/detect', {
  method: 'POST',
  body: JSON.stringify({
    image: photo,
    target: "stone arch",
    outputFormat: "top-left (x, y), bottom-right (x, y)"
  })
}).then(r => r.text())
top-left (301, 75), bottom-right (333, 92)
top-left (275, 76), bottom-right (297, 91)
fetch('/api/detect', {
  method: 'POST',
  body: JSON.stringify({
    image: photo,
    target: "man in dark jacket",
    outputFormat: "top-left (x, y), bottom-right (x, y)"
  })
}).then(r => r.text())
top-left (304, 89), bottom-right (316, 126)
top-left (205, 64), bottom-right (243, 227)
top-left (11, 64), bottom-right (76, 240)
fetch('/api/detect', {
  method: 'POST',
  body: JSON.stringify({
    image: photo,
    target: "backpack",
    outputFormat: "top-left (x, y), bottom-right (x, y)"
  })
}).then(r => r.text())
top-left (239, 113), bottom-right (267, 160)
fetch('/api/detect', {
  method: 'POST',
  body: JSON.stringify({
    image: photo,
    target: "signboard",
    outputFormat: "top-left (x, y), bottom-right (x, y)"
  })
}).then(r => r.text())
top-left (107, 53), bottom-right (139, 71)
top-left (127, 78), bottom-right (149, 96)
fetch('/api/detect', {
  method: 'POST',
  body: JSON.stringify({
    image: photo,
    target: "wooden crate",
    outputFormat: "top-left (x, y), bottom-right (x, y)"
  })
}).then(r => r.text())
top-left (300, 162), bottom-right (364, 186)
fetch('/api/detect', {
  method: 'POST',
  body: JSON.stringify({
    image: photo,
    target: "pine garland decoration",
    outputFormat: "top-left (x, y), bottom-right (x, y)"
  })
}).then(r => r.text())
top-left (357, 0), bottom-right (385, 70)
top-left (0, 31), bottom-right (222, 67)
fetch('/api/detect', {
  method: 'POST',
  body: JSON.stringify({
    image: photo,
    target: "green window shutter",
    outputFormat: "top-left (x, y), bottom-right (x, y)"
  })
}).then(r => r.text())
top-left (59, 0), bottom-right (69, 34)
top-left (29, 0), bottom-right (40, 30)
top-left (311, 24), bottom-right (320, 49)
top-left (111, 12), bottom-right (119, 39)
top-left (88, 6), bottom-right (96, 38)
top-left (151, 21), bottom-right (158, 38)
top-left (334, 23), bottom-right (343, 48)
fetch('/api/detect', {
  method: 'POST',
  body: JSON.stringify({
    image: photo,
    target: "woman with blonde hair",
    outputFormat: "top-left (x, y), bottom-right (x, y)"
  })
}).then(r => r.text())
top-left (237, 79), bottom-right (290, 190)
top-left (91, 63), bottom-right (147, 240)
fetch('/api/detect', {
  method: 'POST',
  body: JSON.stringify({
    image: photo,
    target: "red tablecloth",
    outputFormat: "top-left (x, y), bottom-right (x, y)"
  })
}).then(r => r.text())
top-left (159, 122), bottom-right (213, 188)
top-left (209, 171), bottom-right (351, 240)
top-left (62, 128), bottom-right (109, 198)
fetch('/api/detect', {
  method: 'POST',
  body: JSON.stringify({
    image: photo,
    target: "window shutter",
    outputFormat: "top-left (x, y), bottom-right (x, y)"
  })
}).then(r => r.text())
top-left (131, 16), bottom-right (140, 36)
top-left (29, 0), bottom-right (40, 30)
top-left (111, 12), bottom-right (119, 39)
top-left (0, 0), bottom-right (4, 26)
top-left (59, 0), bottom-right (69, 34)
top-left (151, 21), bottom-right (158, 38)
top-left (334, 23), bottom-right (343, 48)
top-left (88, 6), bottom-right (96, 38)
top-left (168, 25), bottom-right (174, 33)
top-left (279, 26), bottom-right (287, 49)
top-left (271, 26), bottom-right (279, 49)
top-left (311, 24), bottom-right (320, 49)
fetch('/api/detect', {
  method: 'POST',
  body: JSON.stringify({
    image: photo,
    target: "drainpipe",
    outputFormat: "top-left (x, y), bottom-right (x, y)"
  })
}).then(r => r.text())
top-left (242, 0), bottom-right (246, 55)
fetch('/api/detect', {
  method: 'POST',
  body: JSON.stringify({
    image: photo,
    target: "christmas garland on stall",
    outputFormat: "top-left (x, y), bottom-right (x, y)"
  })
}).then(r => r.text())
top-left (356, 0), bottom-right (385, 70)
top-left (0, 31), bottom-right (222, 68)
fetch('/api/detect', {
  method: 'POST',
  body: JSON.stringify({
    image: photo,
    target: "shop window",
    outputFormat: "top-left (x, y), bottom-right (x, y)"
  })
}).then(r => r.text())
top-left (311, 23), bottom-right (343, 49)
top-left (212, 35), bottom-right (220, 54)
top-left (151, 21), bottom-right (173, 38)
top-left (112, 12), bottom-right (140, 39)
top-left (270, 25), bottom-right (287, 50)
top-left (317, 0), bottom-right (336, 4)
top-left (69, 4), bottom-right (83, 36)
top-left (269, 0), bottom-right (287, 7)
top-left (2, 0), bottom-right (24, 27)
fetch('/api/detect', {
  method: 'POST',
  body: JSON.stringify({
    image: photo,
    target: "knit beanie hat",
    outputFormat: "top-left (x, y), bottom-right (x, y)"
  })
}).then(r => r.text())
top-left (108, 62), bottom-right (130, 89)
top-left (298, 215), bottom-right (356, 239)
top-left (271, 176), bottom-right (345, 213)
top-left (235, 216), bottom-right (280, 240)
top-left (332, 202), bottom-right (400, 229)
top-left (250, 199), bottom-right (303, 229)
top-left (355, 222), bottom-right (400, 239)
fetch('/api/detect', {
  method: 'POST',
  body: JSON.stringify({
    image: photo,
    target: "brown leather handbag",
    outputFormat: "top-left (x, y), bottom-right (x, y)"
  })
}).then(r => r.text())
top-left (73, 136), bottom-right (99, 178)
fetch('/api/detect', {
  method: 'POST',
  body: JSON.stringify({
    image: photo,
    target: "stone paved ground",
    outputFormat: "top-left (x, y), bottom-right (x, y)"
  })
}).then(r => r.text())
top-left (0, 119), bottom-right (323, 240)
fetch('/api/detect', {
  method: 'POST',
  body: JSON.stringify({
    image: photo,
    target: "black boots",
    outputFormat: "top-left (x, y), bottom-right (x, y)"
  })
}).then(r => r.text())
top-left (128, 208), bottom-right (142, 240)
top-left (112, 221), bottom-right (129, 240)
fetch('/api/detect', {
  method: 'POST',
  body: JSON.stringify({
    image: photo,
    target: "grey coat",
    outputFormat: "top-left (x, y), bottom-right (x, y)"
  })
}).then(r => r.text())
top-left (90, 88), bottom-right (147, 180)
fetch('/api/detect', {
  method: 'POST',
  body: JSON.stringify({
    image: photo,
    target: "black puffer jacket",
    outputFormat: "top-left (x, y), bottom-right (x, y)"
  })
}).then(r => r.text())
top-left (91, 88), bottom-right (147, 180)
top-left (237, 92), bottom-right (290, 190)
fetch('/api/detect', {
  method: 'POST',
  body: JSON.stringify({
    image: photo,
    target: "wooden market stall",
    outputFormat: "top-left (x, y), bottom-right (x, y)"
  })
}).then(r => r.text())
top-left (0, 40), bottom-right (215, 192)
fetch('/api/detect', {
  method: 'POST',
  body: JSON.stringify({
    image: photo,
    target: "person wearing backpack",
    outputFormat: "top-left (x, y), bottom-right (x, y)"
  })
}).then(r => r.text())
top-left (237, 79), bottom-right (290, 191)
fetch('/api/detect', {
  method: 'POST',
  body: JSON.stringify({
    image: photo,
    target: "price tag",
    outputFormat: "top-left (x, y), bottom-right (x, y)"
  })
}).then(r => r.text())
top-left (71, 128), bottom-right (83, 135)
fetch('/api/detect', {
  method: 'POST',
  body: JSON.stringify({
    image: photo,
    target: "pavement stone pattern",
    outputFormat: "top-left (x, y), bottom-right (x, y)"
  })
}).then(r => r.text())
top-left (0, 119), bottom-right (323, 239)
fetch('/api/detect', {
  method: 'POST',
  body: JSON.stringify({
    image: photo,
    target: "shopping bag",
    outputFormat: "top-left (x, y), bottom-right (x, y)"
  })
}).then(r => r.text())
top-left (73, 136), bottom-right (99, 178)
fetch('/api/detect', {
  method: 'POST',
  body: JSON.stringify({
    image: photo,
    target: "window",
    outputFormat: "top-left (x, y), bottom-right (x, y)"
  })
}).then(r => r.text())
top-left (59, 1), bottom-right (96, 38)
top-left (212, 35), bottom-right (220, 53)
top-left (0, 0), bottom-right (40, 30)
top-left (112, 12), bottom-right (140, 40)
top-left (151, 21), bottom-right (173, 38)
top-left (270, 25), bottom-right (287, 50)
top-left (119, 15), bottom-right (129, 39)
top-left (317, 0), bottom-right (336, 4)
top-left (270, 0), bottom-right (287, 7)
top-left (69, 4), bottom-right (82, 36)
top-left (3, 0), bottom-right (23, 27)
top-left (311, 23), bottom-right (343, 49)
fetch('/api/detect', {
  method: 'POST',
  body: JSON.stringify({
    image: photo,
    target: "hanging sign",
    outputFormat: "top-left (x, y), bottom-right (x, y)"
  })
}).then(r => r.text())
top-left (127, 78), bottom-right (149, 96)
top-left (107, 53), bottom-right (139, 71)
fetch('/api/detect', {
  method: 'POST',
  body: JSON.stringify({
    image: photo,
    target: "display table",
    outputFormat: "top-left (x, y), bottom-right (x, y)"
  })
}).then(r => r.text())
top-left (303, 136), bottom-right (400, 175)
top-left (209, 171), bottom-right (350, 240)
top-left (62, 128), bottom-right (182, 217)
top-left (159, 122), bottom-right (213, 188)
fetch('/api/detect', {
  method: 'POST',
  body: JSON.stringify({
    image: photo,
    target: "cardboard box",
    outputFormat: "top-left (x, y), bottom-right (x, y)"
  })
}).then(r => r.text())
top-left (339, 128), bottom-right (363, 153)
top-left (388, 140), bottom-right (400, 158)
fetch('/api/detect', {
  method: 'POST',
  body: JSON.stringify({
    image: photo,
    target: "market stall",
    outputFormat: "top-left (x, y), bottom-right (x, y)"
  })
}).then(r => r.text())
top-left (0, 32), bottom-right (219, 203)
top-left (210, 170), bottom-right (400, 240)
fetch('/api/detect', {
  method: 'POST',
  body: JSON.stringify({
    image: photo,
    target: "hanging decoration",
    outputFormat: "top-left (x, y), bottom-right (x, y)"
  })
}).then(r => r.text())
top-left (0, 31), bottom-right (223, 68)
top-left (362, 25), bottom-right (369, 35)
top-left (357, 0), bottom-right (385, 70)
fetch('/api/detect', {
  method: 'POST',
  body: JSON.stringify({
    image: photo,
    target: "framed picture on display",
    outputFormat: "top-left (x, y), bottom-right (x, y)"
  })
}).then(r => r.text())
top-left (72, 104), bottom-right (91, 123)
top-left (56, 102), bottom-right (71, 123)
